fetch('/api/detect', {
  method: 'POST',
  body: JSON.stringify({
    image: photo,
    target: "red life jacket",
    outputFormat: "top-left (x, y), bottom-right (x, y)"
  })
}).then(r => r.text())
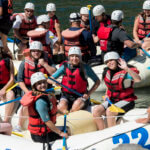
top-left (21, 91), bottom-right (57, 136)
top-left (8, 0), bottom-right (13, 14)
top-left (49, 15), bottom-right (59, 35)
top-left (27, 29), bottom-right (52, 58)
top-left (13, 13), bottom-right (37, 38)
top-left (97, 26), bottom-right (115, 52)
top-left (0, 59), bottom-right (10, 84)
top-left (24, 57), bottom-right (49, 86)
top-left (62, 28), bottom-right (89, 56)
top-left (99, 18), bottom-right (111, 28)
top-left (137, 15), bottom-right (150, 39)
top-left (61, 63), bottom-right (87, 94)
top-left (104, 68), bottom-right (139, 102)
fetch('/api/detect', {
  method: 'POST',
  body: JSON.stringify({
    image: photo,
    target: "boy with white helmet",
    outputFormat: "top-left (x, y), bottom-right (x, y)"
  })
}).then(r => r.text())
top-left (14, 41), bottom-right (56, 131)
top-left (21, 72), bottom-right (68, 145)
top-left (93, 51), bottom-right (141, 130)
top-left (80, 7), bottom-right (90, 31)
top-left (13, 2), bottom-right (37, 60)
top-left (27, 14), bottom-right (60, 61)
top-left (62, 12), bottom-right (96, 63)
top-left (48, 46), bottom-right (100, 114)
top-left (97, 10), bottom-right (141, 62)
top-left (0, 0), bottom-right (13, 58)
top-left (92, 5), bottom-right (111, 42)
top-left (133, 0), bottom-right (150, 52)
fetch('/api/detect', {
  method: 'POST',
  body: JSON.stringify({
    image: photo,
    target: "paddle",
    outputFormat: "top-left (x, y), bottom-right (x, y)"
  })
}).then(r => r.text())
top-left (12, 131), bottom-right (24, 137)
top-left (0, 86), bottom-right (61, 106)
top-left (48, 76), bottom-right (101, 104)
top-left (6, 83), bottom-right (19, 93)
top-left (104, 97), bottom-right (125, 113)
top-left (87, 5), bottom-right (92, 32)
top-left (62, 113), bottom-right (67, 150)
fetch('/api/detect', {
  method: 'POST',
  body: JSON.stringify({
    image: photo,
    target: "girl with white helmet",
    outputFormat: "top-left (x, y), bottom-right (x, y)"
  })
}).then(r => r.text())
top-left (14, 41), bottom-right (56, 132)
top-left (133, 0), bottom-right (150, 52)
top-left (80, 7), bottom-right (90, 31)
top-left (12, 2), bottom-right (37, 60)
top-left (48, 46), bottom-right (100, 114)
top-left (20, 72), bottom-right (68, 147)
top-left (93, 51), bottom-right (141, 130)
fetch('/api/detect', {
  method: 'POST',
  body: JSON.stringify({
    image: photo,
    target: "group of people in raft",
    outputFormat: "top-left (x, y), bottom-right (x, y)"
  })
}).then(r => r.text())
top-left (0, 0), bottom-right (150, 146)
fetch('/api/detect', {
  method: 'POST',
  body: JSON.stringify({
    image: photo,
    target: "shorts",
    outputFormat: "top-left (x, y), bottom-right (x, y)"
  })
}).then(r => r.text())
top-left (60, 92), bottom-right (90, 110)
top-left (0, 19), bottom-right (13, 35)
top-left (102, 100), bottom-right (135, 114)
top-left (31, 131), bottom-right (61, 143)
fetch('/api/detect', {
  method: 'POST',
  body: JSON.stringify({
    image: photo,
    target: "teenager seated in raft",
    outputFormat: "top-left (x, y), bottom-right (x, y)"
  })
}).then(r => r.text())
top-left (48, 46), bottom-right (100, 114)
top-left (133, 0), bottom-right (150, 54)
top-left (93, 52), bottom-right (141, 130)
top-left (0, 40), bottom-right (19, 124)
top-left (20, 72), bottom-right (68, 148)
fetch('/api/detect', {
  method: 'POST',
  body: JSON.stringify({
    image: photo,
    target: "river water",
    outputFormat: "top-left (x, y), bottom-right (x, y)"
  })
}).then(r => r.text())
top-left (11, 0), bottom-right (150, 109)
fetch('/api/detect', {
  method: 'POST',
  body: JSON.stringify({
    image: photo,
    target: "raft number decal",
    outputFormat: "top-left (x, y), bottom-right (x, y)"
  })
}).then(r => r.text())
top-left (112, 127), bottom-right (150, 149)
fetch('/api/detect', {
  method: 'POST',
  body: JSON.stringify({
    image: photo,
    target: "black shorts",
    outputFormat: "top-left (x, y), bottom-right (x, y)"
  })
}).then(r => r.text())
top-left (31, 132), bottom-right (61, 143)
top-left (60, 92), bottom-right (90, 110)
top-left (0, 19), bottom-right (13, 35)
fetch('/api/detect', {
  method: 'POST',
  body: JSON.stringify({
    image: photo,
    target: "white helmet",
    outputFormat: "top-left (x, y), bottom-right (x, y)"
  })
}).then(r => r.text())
top-left (31, 72), bottom-right (46, 86)
top-left (69, 13), bottom-right (81, 22)
top-left (111, 10), bottom-right (124, 21)
top-left (68, 47), bottom-right (81, 56)
top-left (0, 40), bottom-right (3, 48)
top-left (104, 51), bottom-right (120, 63)
top-left (80, 7), bottom-right (89, 15)
top-left (143, 0), bottom-right (150, 10)
top-left (37, 14), bottom-right (50, 25)
top-left (93, 5), bottom-right (105, 16)
top-left (30, 41), bottom-right (43, 51)
top-left (46, 3), bottom-right (56, 12)
top-left (24, 2), bottom-right (35, 10)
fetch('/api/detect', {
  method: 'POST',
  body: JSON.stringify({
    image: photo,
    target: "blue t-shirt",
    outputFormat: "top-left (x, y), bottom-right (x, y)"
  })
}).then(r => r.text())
top-left (35, 98), bottom-right (52, 122)
top-left (52, 63), bottom-right (99, 82)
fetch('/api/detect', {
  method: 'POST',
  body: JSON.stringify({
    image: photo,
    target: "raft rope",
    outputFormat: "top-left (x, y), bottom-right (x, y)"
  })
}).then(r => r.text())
top-left (0, 112), bottom-right (148, 120)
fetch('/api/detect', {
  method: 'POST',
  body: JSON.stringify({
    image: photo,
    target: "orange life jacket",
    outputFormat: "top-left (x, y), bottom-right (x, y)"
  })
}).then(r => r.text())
top-left (0, 59), bottom-right (10, 84)
top-left (137, 15), bottom-right (150, 39)
top-left (62, 28), bottom-right (89, 56)
top-left (61, 62), bottom-right (87, 94)
top-left (24, 57), bottom-right (49, 86)
top-left (27, 29), bottom-right (52, 58)
top-left (104, 68), bottom-right (139, 102)
top-left (21, 91), bottom-right (57, 136)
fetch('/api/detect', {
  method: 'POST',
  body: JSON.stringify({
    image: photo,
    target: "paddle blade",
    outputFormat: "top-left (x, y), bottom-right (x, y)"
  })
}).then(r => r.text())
top-left (109, 104), bottom-right (125, 113)
top-left (90, 99), bottom-right (101, 104)
top-left (147, 67), bottom-right (150, 70)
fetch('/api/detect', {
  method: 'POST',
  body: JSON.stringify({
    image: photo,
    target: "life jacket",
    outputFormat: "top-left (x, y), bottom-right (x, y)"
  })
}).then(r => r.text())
top-left (61, 62), bottom-right (88, 94)
top-left (27, 29), bottom-right (52, 58)
top-left (21, 91), bottom-right (57, 136)
top-left (99, 17), bottom-right (111, 28)
top-left (97, 25), bottom-right (123, 55)
top-left (62, 28), bottom-right (89, 56)
top-left (13, 13), bottom-right (37, 38)
top-left (8, 0), bottom-right (13, 14)
top-left (137, 15), bottom-right (150, 39)
top-left (0, 59), bottom-right (10, 84)
top-left (24, 57), bottom-right (49, 86)
top-left (104, 68), bottom-right (139, 102)
top-left (49, 15), bottom-right (59, 35)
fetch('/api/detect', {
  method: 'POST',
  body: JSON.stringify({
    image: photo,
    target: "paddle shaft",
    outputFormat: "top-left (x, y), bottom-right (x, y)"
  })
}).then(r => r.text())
top-left (87, 5), bottom-right (92, 32)
top-left (6, 83), bottom-right (19, 93)
top-left (106, 97), bottom-right (113, 105)
top-left (63, 114), bottom-right (67, 149)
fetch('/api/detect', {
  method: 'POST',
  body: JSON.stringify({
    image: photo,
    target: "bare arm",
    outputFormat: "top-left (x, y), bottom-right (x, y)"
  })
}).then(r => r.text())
top-left (124, 40), bottom-right (141, 49)
top-left (55, 22), bottom-right (61, 43)
top-left (133, 16), bottom-right (140, 42)
top-left (0, 7), bottom-right (2, 16)
top-left (19, 82), bottom-right (30, 94)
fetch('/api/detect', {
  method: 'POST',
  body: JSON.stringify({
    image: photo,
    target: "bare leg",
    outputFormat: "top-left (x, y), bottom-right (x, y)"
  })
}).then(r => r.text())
top-left (4, 91), bottom-right (15, 123)
top-left (18, 106), bottom-right (28, 129)
top-left (70, 98), bottom-right (84, 112)
top-left (92, 105), bottom-right (106, 130)
top-left (0, 123), bottom-right (12, 135)
top-left (106, 107), bottom-right (118, 128)
top-left (17, 43), bottom-right (27, 60)
top-left (57, 99), bottom-right (68, 115)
